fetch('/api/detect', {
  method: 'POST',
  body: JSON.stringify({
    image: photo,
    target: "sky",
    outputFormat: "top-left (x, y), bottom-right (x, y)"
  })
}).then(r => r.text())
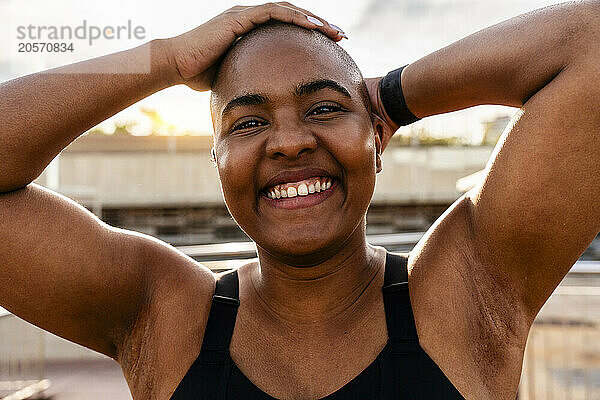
top-left (0, 0), bottom-right (561, 140)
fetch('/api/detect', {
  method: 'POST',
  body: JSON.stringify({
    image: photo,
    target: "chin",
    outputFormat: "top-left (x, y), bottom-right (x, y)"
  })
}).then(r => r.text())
top-left (252, 218), bottom-right (366, 266)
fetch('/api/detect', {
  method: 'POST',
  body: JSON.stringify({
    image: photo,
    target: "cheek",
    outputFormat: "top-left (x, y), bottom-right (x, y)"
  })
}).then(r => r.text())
top-left (343, 123), bottom-right (378, 210)
top-left (326, 117), bottom-right (377, 181)
top-left (215, 140), bottom-right (259, 217)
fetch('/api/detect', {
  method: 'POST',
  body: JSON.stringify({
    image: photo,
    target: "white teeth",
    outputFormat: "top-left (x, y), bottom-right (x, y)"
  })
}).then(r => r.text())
top-left (264, 178), bottom-right (334, 200)
top-left (298, 183), bottom-right (308, 196)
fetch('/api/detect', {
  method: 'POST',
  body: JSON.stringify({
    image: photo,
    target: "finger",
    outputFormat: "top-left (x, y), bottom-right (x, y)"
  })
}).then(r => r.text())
top-left (227, 2), bottom-right (338, 37)
top-left (276, 5), bottom-right (347, 41)
top-left (276, 4), bottom-right (338, 38)
top-left (256, 3), bottom-right (323, 29)
top-left (275, 2), bottom-right (344, 40)
top-left (238, 3), bottom-right (341, 41)
top-left (224, 5), bottom-right (252, 15)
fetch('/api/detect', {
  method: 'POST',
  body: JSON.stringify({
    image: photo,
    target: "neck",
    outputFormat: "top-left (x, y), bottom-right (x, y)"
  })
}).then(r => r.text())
top-left (250, 229), bottom-right (384, 327)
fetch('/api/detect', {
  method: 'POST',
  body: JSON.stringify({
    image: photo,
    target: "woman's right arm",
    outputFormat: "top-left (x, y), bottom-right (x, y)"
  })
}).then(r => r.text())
top-left (0, 40), bottom-right (176, 192)
top-left (0, 2), bottom-right (339, 361)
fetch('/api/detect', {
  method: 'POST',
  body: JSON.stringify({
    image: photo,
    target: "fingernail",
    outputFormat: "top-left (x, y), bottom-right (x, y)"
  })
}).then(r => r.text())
top-left (339, 33), bottom-right (348, 39)
top-left (306, 16), bottom-right (324, 27)
top-left (330, 24), bottom-right (345, 34)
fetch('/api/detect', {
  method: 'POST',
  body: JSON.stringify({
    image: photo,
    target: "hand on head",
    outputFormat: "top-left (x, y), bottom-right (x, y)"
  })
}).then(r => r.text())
top-left (164, 2), bottom-right (345, 92)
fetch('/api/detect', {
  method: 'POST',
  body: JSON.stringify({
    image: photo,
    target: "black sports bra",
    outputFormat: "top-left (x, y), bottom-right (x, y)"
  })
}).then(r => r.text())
top-left (171, 252), bottom-right (465, 399)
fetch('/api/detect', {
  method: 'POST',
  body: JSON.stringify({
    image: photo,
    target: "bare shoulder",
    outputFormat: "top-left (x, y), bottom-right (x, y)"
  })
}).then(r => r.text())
top-left (407, 195), bottom-right (531, 399)
top-left (118, 237), bottom-right (216, 399)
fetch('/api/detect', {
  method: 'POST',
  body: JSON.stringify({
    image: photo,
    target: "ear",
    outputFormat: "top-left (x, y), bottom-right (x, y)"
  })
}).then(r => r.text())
top-left (371, 114), bottom-right (387, 173)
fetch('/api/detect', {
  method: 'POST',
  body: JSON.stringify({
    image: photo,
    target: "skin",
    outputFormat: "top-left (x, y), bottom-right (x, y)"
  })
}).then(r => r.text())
top-left (0, 1), bottom-right (599, 399)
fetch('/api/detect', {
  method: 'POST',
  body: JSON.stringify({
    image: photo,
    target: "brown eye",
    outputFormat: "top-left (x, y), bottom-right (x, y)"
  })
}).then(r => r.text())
top-left (232, 119), bottom-right (266, 132)
top-left (308, 103), bottom-right (343, 116)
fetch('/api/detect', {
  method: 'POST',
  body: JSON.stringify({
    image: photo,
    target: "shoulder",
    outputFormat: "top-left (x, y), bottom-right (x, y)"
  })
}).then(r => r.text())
top-left (139, 236), bottom-right (217, 302)
top-left (122, 233), bottom-right (217, 328)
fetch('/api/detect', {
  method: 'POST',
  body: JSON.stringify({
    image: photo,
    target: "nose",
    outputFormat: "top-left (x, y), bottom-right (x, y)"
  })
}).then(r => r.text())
top-left (265, 118), bottom-right (318, 160)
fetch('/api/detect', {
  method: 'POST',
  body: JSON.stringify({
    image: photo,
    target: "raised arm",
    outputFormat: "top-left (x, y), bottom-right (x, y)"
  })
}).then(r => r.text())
top-left (0, 3), bottom-right (341, 361)
top-left (373, 1), bottom-right (600, 317)
top-left (0, 41), bottom-right (174, 192)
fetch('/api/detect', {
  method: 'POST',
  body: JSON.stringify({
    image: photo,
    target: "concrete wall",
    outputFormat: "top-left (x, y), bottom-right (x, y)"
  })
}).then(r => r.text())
top-left (374, 146), bottom-right (491, 203)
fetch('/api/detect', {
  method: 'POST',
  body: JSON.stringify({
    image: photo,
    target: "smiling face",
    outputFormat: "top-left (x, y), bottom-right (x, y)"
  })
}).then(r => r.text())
top-left (211, 23), bottom-right (382, 265)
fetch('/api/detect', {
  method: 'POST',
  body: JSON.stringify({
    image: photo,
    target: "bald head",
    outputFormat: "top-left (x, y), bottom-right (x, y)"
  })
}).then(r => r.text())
top-left (210, 22), bottom-right (370, 125)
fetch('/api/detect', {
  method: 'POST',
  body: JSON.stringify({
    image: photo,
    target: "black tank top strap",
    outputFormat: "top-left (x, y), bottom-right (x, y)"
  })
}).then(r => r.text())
top-left (199, 269), bottom-right (240, 364)
top-left (170, 269), bottom-right (240, 399)
top-left (382, 252), bottom-right (420, 353)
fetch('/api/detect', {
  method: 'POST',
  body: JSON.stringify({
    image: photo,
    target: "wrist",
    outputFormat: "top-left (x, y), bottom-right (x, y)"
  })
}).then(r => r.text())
top-left (379, 65), bottom-right (420, 128)
top-left (150, 38), bottom-right (184, 87)
top-left (374, 77), bottom-right (400, 133)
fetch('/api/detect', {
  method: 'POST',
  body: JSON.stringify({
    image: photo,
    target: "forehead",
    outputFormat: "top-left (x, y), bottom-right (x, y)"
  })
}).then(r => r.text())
top-left (211, 34), bottom-right (361, 114)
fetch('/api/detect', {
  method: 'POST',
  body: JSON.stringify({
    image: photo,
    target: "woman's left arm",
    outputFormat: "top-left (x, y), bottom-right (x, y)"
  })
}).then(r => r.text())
top-left (373, 1), bottom-right (600, 317)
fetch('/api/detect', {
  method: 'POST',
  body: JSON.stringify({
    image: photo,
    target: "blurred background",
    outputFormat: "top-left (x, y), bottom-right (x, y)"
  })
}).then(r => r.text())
top-left (1, 0), bottom-right (599, 399)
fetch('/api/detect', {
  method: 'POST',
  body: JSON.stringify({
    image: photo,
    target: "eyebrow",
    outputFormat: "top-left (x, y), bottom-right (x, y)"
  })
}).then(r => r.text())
top-left (221, 79), bottom-right (351, 118)
top-left (222, 93), bottom-right (268, 118)
top-left (295, 79), bottom-right (351, 99)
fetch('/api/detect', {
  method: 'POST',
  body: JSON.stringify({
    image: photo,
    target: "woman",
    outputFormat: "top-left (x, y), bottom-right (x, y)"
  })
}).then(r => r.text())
top-left (1, 2), bottom-right (599, 399)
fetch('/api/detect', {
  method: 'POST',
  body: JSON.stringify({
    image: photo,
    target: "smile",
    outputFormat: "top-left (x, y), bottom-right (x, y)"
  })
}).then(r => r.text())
top-left (261, 176), bottom-right (338, 210)
top-left (263, 176), bottom-right (333, 199)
